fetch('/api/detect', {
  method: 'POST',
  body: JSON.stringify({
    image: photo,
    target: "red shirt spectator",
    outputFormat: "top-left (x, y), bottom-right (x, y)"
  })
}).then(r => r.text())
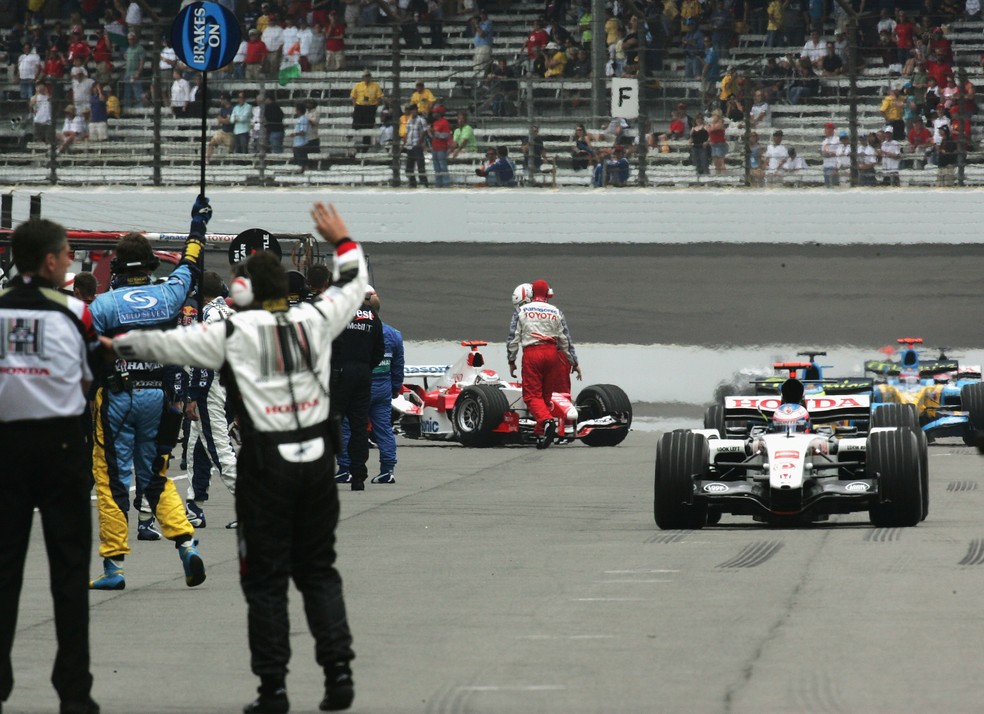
top-left (908, 122), bottom-right (933, 149)
top-left (925, 58), bottom-right (952, 89)
top-left (929, 31), bottom-right (952, 64)
top-left (895, 17), bottom-right (913, 50)
top-left (430, 109), bottom-right (452, 151)
top-left (245, 36), bottom-right (268, 64)
top-left (326, 19), bottom-right (345, 52)
top-left (67, 31), bottom-right (91, 64)
top-left (93, 34), bottom-right (113, 65)
top-left (525, 21), bottom-right (549, 59)
top-left (44, 49), bottom-right (66, 79)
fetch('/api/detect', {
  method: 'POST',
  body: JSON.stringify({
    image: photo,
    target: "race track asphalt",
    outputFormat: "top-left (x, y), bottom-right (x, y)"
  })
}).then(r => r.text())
top-left (364, 242), bottom-right (984, 346)
top-left (8, 433), bottom-right (984, 714)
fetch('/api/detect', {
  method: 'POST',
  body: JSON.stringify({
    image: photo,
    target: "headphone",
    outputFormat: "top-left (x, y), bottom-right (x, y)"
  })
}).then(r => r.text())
top-left (110, 255), bottom-right (160, 275)
top-left (230, 275), bottom-right (254, 307)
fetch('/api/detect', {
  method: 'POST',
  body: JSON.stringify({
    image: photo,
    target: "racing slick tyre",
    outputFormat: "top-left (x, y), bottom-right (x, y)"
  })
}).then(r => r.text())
top-left (453, 385), bottom-right (510, 448)
top-left (867, 429), bottom-right (923, 528)
top-left (870, 403), bottom-right (919, 430)
top-left (575, 384), bottom-right (632, 447)
top-left (959, 383), bottom-right (984, 446)
top-left (912, 427), bottom-right (929, 522)
top-left (703, 404), bottom-right (726, 437)
top-left (654, 431), bottom-right (708, 530)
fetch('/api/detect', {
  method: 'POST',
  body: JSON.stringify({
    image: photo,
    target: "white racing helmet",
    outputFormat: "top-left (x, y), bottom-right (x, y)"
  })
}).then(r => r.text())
top-left (512, 282), bottom-right (533, 307)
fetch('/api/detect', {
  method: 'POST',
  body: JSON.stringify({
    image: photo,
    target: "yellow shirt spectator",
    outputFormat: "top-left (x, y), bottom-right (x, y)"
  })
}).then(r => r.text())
top-left (880, 93), bottom-right (903, 121)
top-left (256, 14), bottom-right (270, 34)
top-left (544, 49), bottom-right (567, 77)
top-left (605, 16), bottom-right (621, 45)
top-left (106, 93), bottom-right (121, 119)
top-left (410, 86), bottom-right (436, 114)
top-left (767, 0), bottom-right (784, 31)
top-left (351, 79), bottom-right (383, 106)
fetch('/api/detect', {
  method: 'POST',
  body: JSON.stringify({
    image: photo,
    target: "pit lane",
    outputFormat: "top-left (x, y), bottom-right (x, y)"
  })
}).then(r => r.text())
top-left (7, 240), bottom-right (984, 713)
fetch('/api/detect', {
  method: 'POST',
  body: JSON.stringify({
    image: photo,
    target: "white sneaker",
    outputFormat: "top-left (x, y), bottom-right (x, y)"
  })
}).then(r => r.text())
top-left (371, 471), bottom-right (395, 484)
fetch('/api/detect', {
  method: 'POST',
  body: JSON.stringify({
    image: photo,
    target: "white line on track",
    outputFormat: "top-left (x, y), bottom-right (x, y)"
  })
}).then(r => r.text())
top-left (572, 598), bottom-right (646, 602)
top-left (457, 685), bottom-right (566, 692)
top-left (597, 579), bottom-right (673, 583)
top-left (515, 635), bottom-right (615, 640)
top-left (604, 569), bottom-right (679, 574)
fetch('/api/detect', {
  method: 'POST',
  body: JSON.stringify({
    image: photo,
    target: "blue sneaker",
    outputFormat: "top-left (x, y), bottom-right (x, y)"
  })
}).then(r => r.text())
top-left (177, 540), bottom-right (207, 587)
top-left (186, 500), bottom-right (207, 528)
top-left (371, 471), bottom-right (395, 484)
top-left (334, 470), bottom-right (352, 483)
top-left (90, 558), bottom-right (125, 590)
top-left (137, 518), bottom-right (162, 541)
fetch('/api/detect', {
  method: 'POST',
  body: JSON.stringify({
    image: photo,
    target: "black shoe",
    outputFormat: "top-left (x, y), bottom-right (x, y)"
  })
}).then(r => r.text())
top-left (244, 688), bottom-right (289, 714)
top-left (60, 698), bottom-right (100, 714)
top-left (536, 420), bottom-right (557, 450)
top-left (351, 480), bottom-right (365, 492)
top-left (320, 665), bottom-right (354, 711)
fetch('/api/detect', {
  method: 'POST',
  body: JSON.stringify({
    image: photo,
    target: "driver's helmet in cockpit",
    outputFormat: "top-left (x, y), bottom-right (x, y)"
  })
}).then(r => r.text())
top-left (771, 403), bottom-right (811, 433)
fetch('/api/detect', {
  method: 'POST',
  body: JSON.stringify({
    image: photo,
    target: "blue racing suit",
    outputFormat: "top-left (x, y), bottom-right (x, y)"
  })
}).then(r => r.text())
top-left (90, 264), bottom-right (199, 558)
top-left (339, 322), bottom-right (404, 475)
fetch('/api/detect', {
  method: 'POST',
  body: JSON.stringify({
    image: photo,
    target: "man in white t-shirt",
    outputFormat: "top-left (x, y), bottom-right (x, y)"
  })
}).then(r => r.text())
top-left (71, 67), bottom-right (95, 110)
top-left (126, 1), bottom-right (143, 29)
top-left (877, 125), bottom-right (902, 186)
top-left (170, 70), bottom-right (191, 118)
top-left (820, 121), bottom-right (840, 187)
top-left (765, 129), bottom-right (790, 183)
top-left (261, 12), bottom-right (284, 77)
top-left (800, 30), bottom-right (825, 68)
top-left (749, 89), bottom-right (771, 129)
top-left (18, 44), bottom-right (42, 99)
top-left (30, 82), bottom-right (52, 143)
top-left (296, 16), bottom-right (313, 71)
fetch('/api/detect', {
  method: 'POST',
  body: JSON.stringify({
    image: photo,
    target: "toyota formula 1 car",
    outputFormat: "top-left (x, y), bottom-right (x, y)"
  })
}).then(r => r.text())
top-left (655, 379), bottom-right (928, 529)
top-left (866, 338), bottom-right (984, 444)
top-left (391, 341), bottom-right (632, 447)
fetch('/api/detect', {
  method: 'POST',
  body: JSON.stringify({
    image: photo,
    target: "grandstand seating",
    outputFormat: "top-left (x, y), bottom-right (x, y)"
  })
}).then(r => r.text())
top-left (3, 2), bottom-right (984, 188)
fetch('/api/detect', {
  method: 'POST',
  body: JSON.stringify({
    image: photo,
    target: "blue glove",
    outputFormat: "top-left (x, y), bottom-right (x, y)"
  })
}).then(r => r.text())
top-left (191, 195), bottom-right (212, 226)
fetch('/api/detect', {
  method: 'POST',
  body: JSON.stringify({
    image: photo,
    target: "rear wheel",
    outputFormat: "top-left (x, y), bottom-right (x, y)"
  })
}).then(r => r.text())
top-left (867, 429), bottom-right (923, 528)
top-left (654, 431), bottom-right (708, 530)
top-left (913, 427), bottom-right (929, 521)
top-left (453, 385), bottom-right (510, 448)
top-left (871, 403), bottom-right (919, 429)
top-left (576, 384), bottom-right (632, 446)
top-left (703, 404), bottom-right (725, 436)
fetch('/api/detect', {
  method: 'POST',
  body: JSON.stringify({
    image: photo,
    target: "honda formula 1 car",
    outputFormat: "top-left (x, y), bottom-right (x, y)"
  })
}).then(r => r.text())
top-left (655, 379), bottom-right (928, 529)
top-left (391, 341), bottom-right (632, 447)
top-left (866, 338), bottom-right (984, 444)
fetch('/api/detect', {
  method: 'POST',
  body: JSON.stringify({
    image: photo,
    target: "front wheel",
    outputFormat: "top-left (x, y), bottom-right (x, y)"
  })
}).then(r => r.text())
top-left (576, 384), bottom-right (632, 446)
top-left (654, 431), bottom-right (708, 530)
top-left (868, 429), bottom-right (923, 528)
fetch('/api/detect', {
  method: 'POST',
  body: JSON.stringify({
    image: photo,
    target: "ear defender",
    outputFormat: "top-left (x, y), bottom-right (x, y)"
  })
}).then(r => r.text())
top-left (230, 276), bottom-right (254, 307)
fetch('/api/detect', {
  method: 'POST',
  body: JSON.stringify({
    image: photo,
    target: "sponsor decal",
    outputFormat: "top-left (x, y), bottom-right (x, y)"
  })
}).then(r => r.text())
top-left (845, 481), bottom-right (870, 492)
top-left (264, 398), bottom-right (320, 414)
top-left (716, 445), bottom-right (742, 452)
top-left (774, 450), bottom-right (800, 459)
top-left (773, 462), bottom-right (796, 471)
top-left (422, 419), bottom-right (442, 433)
top-left (703, 483), bottom-right (728, 493)
top-left (0, 366), bottom-right (50, 375)
top-left (726, 396), bottom-right (866, 410)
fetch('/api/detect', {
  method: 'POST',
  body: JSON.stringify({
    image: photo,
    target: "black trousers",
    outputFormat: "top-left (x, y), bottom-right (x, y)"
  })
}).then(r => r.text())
top-left (405, 145), bottom-right (428, 188)
top-left (330, 362), bottom-right (372, 483)
top-left (237, 427), bottom-right (354, 679)
top-left (0, 417), bottom-right (93, 705)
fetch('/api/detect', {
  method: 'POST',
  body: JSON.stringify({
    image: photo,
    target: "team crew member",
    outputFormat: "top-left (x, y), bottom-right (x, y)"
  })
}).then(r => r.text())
top-left (87, 197), bottom-right (212, 590)
top-left (184, 271), bottom-right (238, 530)
top-left (506, 279), bottom-right (580, 449)
top-left (0, 219), bottom-right (100, 714)
top-left (104, 202), bottom-right (365, 714)
top-left (332, 286), bottom-right (384, 491)
top-left (507, 281), bottom-right (581, 392)
top-left (338, 286), bottom-right (403, 484)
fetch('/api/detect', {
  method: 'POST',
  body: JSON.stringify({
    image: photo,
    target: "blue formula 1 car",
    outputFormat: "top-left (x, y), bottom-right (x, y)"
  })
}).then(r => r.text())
top-left (865, 338), bottom-right (984, 444)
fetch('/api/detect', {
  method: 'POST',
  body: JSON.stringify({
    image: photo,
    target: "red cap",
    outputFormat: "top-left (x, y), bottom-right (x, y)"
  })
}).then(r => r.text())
top-left (824, 122), bottom-right (835, 129)
top-left (531, 279), bottom-right (550, 300)
top-left (432, 105), bottom-right (446, 115)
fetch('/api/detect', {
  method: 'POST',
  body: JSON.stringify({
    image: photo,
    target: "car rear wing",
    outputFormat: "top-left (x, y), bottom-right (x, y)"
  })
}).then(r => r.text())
top-left (724, 394), bottom-right (872, 424)
top-left (751, 378), bottom-right (873, 395)
top-left (404, 365), bottom-right (450, 389)
top-left (864, 358), bottom-right (959, 378)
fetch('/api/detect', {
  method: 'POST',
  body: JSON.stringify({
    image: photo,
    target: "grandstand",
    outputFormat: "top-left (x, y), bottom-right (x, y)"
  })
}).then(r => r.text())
top-left (3, 0), bottom-right (984, 188)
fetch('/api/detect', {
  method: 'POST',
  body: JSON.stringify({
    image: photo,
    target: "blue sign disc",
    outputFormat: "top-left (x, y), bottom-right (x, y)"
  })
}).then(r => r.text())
top-left (170, 2), bottom-right (242, 73)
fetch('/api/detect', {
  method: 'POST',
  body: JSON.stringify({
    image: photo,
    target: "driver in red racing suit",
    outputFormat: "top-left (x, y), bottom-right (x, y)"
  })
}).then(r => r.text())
top-left (506, 279), bottom-right (580, 449)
